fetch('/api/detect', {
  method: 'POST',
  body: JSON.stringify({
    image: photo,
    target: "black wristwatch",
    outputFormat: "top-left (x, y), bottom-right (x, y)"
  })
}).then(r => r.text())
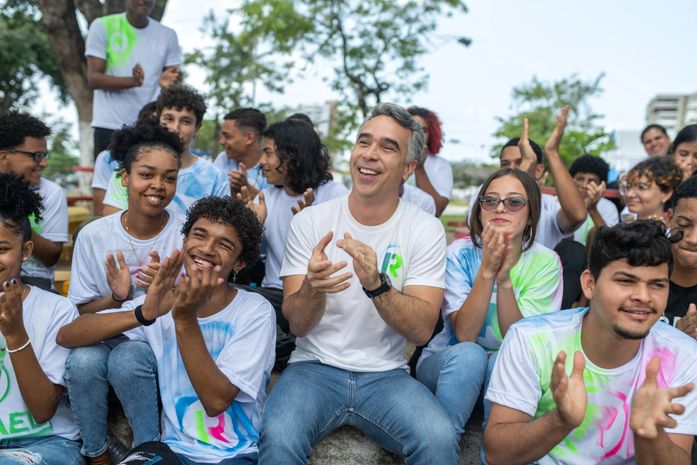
top-left (363, 273), bottom-right (392, 299)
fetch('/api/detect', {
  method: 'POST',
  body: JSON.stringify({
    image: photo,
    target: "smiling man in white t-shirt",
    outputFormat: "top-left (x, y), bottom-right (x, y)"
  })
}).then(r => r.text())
top-left (258, 103), bottom-right (458, 464)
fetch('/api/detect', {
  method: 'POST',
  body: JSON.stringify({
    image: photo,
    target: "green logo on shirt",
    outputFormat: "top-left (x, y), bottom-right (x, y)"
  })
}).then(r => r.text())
top-left (381, 245), bottom-right (402, 279)
top-left (103, 15), bottom-right (138, 69)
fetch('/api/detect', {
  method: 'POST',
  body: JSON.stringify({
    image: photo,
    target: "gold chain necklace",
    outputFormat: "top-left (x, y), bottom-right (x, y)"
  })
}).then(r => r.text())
top-left (122, 210), bottom-right (168, 266)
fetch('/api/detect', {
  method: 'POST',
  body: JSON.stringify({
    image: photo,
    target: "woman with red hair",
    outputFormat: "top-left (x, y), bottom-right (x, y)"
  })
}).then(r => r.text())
top-left (407, 106), bottom-right (453, 216)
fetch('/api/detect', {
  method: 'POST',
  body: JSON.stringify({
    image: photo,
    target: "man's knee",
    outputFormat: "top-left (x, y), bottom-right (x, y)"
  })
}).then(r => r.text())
top-left (65, 345), bottom-right (108, 382)
top-left (108, 341), bottom-right (156, 381)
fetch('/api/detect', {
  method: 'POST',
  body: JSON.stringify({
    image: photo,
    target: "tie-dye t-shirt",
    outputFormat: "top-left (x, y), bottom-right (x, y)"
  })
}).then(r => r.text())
top-left (120, 289), bottom-right (276, 461)
top-left (420, 237), bottom-right (562, 363)
top-left (486, 308), bottom-right (697, 465)
top-left (104, 157), bottom-right (229, 217)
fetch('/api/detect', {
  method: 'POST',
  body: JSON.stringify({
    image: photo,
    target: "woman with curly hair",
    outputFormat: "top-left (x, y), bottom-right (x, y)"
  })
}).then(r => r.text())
top-left (407, 106), bottom-right (453, 216)
top-left (0, 173), bottom-right (83, 463)
top-left (620, 156), bottom-right (683, 222)
top-left (240, 118), bottom-right (346, 369)
top-left (65, 121), bottom-right (186, 465)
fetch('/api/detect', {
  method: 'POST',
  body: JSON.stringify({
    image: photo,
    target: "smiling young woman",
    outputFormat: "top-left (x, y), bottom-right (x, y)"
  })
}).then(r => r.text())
top-left (415, 168), bottom-right (563, 439)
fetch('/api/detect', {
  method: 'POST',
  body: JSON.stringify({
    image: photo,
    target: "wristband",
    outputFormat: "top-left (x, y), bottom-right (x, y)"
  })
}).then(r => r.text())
top-left (134, 305), bottom-right (156, 326)
top-left (7, 339), bottom-right (31, 354)
top-left (112, 292), bottom-right (128, 304)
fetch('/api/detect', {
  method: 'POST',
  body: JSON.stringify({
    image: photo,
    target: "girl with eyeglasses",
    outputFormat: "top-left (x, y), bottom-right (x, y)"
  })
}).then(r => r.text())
top-left (416, 168), bottom-right (562, 439)
top-left (619, 157), bottom-right (682, 223)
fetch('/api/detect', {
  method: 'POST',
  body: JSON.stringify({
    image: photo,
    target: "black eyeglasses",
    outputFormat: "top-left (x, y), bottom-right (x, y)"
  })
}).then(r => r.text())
top-left (4, 149), bottom-right (49, 162)
top-left (478, 195), bottom-right (528, 213)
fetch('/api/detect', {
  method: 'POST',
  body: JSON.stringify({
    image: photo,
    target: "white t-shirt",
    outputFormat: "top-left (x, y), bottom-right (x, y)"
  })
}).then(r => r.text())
top-left (104, 157), bottom-right (229, 217)
top-left (68, 210), bottom-right (183, 306)
top-left (0, 287), bottom-right (79, 441)
top-left (213, 152), bottom-right (270, 192)
top-left (407, 154), bottom-right (453, 200)
top-left (91, 150), bottom-right (119, 190)
top-left (573, 197), bottom-right (620, 245)
top-left (486, 308), bottom-right (697, 465)
top-left (85, 13), bottom-right (181, 130)
top-left (469, 189), bottom-right (573, 250)
top-left (119, 289), bottom-right (275, 462)
top-left (21, 178), bottom-right (69, 281)
top-left (400, 184), bottom-right (436, 215)
top-left (281, 196), bottom-right (447, 372)
top-left (261, 181), bottom-right (348, 289)
top-left (420, 238), bottom-right (562, 365)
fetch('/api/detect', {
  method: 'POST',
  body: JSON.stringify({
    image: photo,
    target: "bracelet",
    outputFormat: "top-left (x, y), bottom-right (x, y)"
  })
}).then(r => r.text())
top-left (112, 292), bottom-right (128, 304)
top-left (7, 339), bottom-right (31, 354)
top-left (134, 305), bottom-right (156, 326)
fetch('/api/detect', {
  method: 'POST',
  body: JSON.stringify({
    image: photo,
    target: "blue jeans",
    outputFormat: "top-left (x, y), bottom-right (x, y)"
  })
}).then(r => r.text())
top-left (416, 342), bottom-right (488, 437)
top-left (0, 436), bottom-right (84, 465)
top-left (64, 340), bottom-right (160, 457)
top-left (258, 361), bottom-right (458, 465)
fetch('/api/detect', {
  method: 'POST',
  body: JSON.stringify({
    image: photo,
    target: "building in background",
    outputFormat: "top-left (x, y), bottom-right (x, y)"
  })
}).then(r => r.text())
top-left (646, 92), bottom-right (697, 132)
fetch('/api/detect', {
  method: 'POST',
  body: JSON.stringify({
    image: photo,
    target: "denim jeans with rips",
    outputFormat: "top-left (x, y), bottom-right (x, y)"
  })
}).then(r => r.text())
top-left (0, 436), bottom-right (84, 465)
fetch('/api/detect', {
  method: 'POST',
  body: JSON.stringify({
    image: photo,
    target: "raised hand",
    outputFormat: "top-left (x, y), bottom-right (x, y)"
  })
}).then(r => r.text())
top-left (584, 181), bottom-right (606, 209)
top-left (171, 261), bottom-right (224, 322)
top-left (676, 304), bottom-right (697, 339)
top-left (131, 63), bottom-right (144, 87)
top-left (0, 279), bottom-right (26, 340)
top-left (480, 223), bottom-right (506, 280)
top-left (551, 351), bottom-right (587, 429)
top-left (495, 231), bottom-right (516, 284)
top-left (545, 106), bottom-right (570, 156)
top-left (237, 187), bottom-right (267, 223)
top-left (105, 252), bottom-right (132, 302)
top-left (291, 188), bottom-right (316, 215)
top-left (306, 231), bottom-right (352, 294)
top-left (141, 250), bottom-right (184, 321)
top-left (159, 66), bottom-right (180, 88)
top-left (135, 251), bottom-right (160, 290)
top-left (631, 356), bottom-right (694, 439)
top-left (229, 162), bottom-right (256, 196)
top-left (336, 232), bottom-right (380, 291)
top-left (517, 118), bottom-right (538, 173)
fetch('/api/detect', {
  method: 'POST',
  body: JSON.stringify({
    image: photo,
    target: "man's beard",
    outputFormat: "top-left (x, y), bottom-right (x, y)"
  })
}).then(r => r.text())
top-left (611, 323), bottom-right (650, 340)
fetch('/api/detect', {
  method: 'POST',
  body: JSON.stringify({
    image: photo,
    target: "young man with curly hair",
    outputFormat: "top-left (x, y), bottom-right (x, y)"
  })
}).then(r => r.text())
top-left (103, 85), bottom-right (229, 217)
top-left (59, 196), bottom-right (275, 464)
top-left (0, 112), bottom-right (68, 292)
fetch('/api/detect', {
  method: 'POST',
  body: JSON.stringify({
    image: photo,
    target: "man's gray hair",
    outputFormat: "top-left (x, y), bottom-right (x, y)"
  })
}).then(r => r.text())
top-left (362, 102), bottom-right (425, 163)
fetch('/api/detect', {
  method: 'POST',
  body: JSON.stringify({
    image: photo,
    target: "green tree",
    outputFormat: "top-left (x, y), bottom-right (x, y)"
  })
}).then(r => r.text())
top-left (492, 74), bottom-right (614, 167)
top-left (451, 161), bottom-right (498, 189)
top-left (192, 0), bottom-right (467, 148)
top-left (44, 120), bottom-right (79, 182)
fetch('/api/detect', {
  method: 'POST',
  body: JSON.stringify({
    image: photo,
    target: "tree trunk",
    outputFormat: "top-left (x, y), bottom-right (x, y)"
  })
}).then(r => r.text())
top-left (37, 0), bottom-right (94, 183)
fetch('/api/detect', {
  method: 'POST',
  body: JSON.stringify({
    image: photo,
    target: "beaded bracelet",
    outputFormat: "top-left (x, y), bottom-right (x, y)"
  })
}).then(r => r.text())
top-left (7, 339), bottom-right (31, 354)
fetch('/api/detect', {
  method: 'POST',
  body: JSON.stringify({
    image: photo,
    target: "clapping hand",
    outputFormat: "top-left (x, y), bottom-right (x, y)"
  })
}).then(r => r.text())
top-left (306, 232), bottom-right (352, 294)
top-left (551, 351), bottom-right (587, 430)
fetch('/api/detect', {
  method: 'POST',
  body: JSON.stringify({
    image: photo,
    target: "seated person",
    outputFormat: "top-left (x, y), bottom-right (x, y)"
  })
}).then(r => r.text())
top-left (0, 173), bottom-right (82, 464)
top-left (103, 85), bottom-right (228, 217)
top-left (214, 108), bottom-right (270, 197)
top-left (58, 196), bottom-right (274, 465)
top-left (0, 113), bottom-right (68, 291)
top-left (665, 176), bottom-right (697, 331)
top-left (417, 168), bottom-right (562, 438)
top-left (670, 124), bottom-right (697, 181)
top-left (259, 103), bottom-right (458, 464)
top-left (66, 122), bottom-right (185, 465)
top-left (484, 220), bottom-right (697, 465)
top-left (641, 123), bottom-right (672, 158)
top-left (406, 106), bottom-right (453, 216)
top-left (92, 102), bottom-right (157, 216)
top-left (620, 157), bottom-right (682, 223)
top-left (239, 118), bottom-right (347, 369)
top-left (469, 107), bottom-right (587, 250)
top-left (569, 154), bottom-right (619, 246)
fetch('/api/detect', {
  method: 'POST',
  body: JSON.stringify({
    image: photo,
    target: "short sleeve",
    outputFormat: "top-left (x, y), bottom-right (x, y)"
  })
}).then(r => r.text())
top-left (485, 324), bottom-right (542, 416)
top-left (598, 198), bottom-right (619, 227)
top-left (428, 156), bottom-right (454, 199)
top-left (442, 242), bottom-right (476, 316)
top-left (37, 298), bottom-right (80, 387)
top-left (212, 168), bottom-right (230, 197)
top-left (164, 29), bottom-right (181, 67)
top-left (67, 226), bottom-right (103, 305)
top-left (217, 300), bottom-right (275, 401)
top-left (92, 151), bottom-right (116, 190)
top-left (104, 173), bottom-right (129, 209)
top-left (403, 216), bottom-right (446, 289)
top-left (516, 252), bottom-right (563, 316)
top-left (85, 18), bottom-right (107, 59)
top-left (39, 184), bottom-right (68, 242)
top-left (280, 210), bottom-right (316, 278)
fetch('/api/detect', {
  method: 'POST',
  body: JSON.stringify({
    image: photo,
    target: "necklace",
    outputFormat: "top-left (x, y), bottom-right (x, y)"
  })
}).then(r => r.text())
top-left (122, 210), bottom-right (168, 269)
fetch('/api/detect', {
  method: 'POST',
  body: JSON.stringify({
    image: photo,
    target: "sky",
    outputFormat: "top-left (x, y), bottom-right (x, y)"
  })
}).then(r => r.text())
top-left (32, 0), bottom-right (697, 164)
